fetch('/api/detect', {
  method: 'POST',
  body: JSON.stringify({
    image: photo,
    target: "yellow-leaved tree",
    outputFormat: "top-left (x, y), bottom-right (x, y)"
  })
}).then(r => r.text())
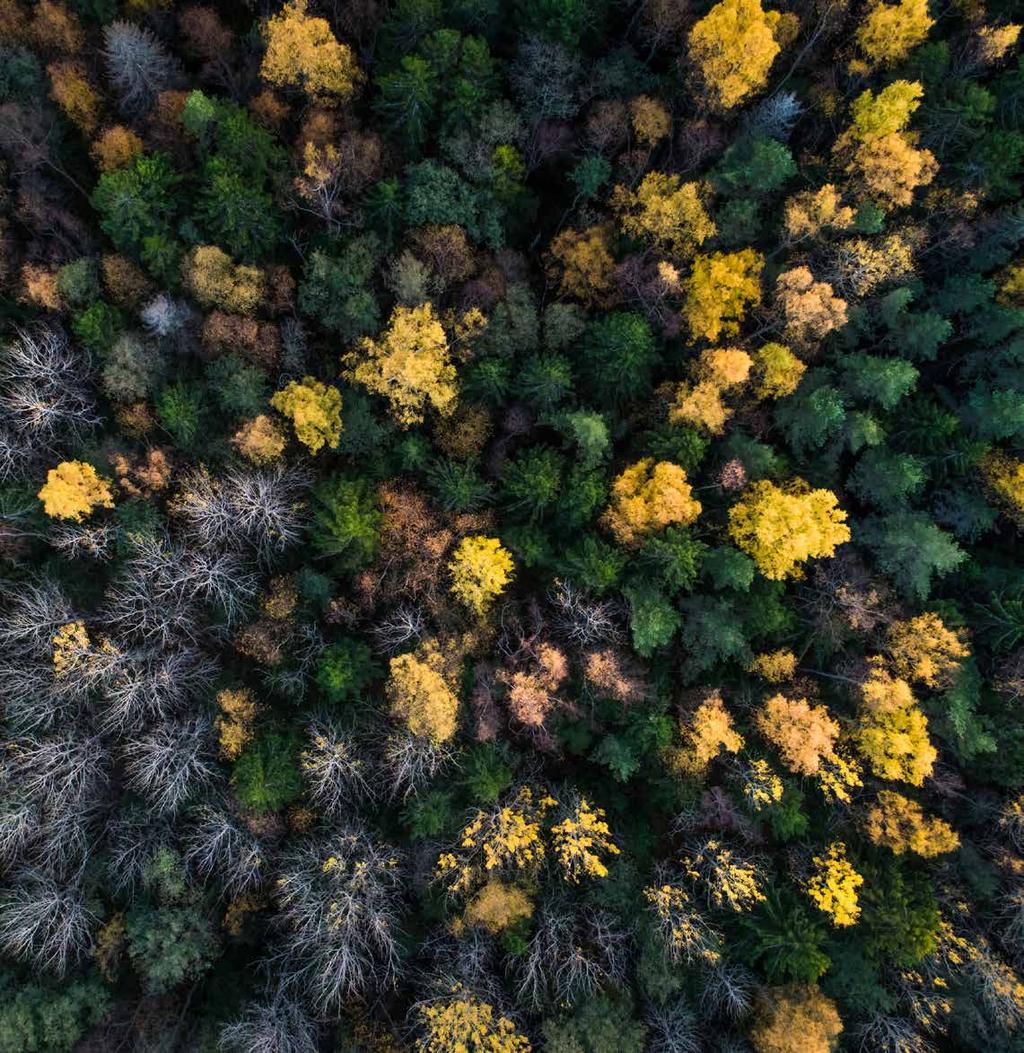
top-left (806, 842), bottom-right (863, 927)
top-left (670, 346), bottom-right (753, 434)
top-left (752, 343), bottom-right (805, 399)
top-left (749, 985), bottom-right (843, 1053)
top-left (835, 81), bottom-right (938, 209)
top-left (460, 880), bottom-right (533, 934)
top-left (755, 693), bottom-right (839, 776)
top-left (865, 790), bottom-right (960, 857)
top-left (602, 458), bottom-right (702, 545)
top-left (854, 0), bottom-right (934, 71)
top-left (386, 640), bottom-right (460, 744)
top-left (886, 612), bottom-right (969, 688)
top-left (448, 535), bottom-right (514, 615)
top-left (38, 461), bottom-right (114, 522)
top-left (183, 246), bottom-right (264, 315)
top-left (728, 479), bottom-right (850, 580)
top-left (853, 661), bottom-right (936, 785)
top-left (344, 303), bottom-right (457, 427)
top-left (611, 173), bottom-right (716, 257)
top-left (687, 0), bottom-right (784, 112)
top-left (260, 0), bottom-right (362, 104)
top-left (270, 376), bottom-right (343, 454)
top-left (417, 987), bottom-right (531, 1053)
top-left (683, 249), bottom-right (763, 342)
top-left (983, 451), bottom-right (1024, 526)
top-left (550, 797), bottom-right (620, 882)
top-left (546, 225), bottom-right (616, 306)
top-left (671, 690), bottom-right (744, 776)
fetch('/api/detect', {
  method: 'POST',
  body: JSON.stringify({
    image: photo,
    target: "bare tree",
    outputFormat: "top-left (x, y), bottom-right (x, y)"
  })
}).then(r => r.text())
top-left (0, 579), bottom-right (76, 656)
top-left (185, 806), bottom-right (266, 896)
top-left (102, 21), bottom-right (182, 115)
top-left (219, 991), bottom-right (320, 1053)
top-left (301, 719), bottom-right (375, 816)
top-left (382, 731), bottom-right (454, 800)
top-left (549, 580), bottom-right (624, 648)
top-left (270, 830), bottom-right (404, 1013)
top-left (645, 998), bottom-right (701, 1053)
top-left (699, 961), bottom-right (757, 1022)
top-left (0, 870), bottom-right (96, 976)
top-left (125, 717), bottom-right (218, 815)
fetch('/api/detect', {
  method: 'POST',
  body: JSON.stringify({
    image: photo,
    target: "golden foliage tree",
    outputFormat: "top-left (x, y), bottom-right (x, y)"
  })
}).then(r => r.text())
top-left (612, 173), bottom-right (716, 257)
top-left (91, 125), bottom-right (145, 172)
top-left (344, 303), bottom-right (457, 428)
top-left (671, 690), bottom-right (745, 776)
top-left (47, 61), bottom-right (100, 135)
top-left (807, 842), bottom-right (863, 926)
top-left (460, 880), bottom-right (533, 934)
top-left (547, 225), bottom-right (616, 306)
top-left (775, 267), bottom-right (848, 348)
top-left (550, 797), bottom-right (620, 882)
top-left (232, 415), bottom-right (287, 465)
top-left (854, 662), bottom-right (937, 786)
top-left (687, 0), bottom-right (784, 112)
top-left (983, 451), bottom-right (1024, 527)
top-left (387, 640), bottom-right (460, 744)
top-left (783, 185), bottom-right (855, 242)
top-left (183, 245), bottom-right (265, 315)
top-left (670, 347), bottom-right (753, 433)
top-left (854, 0), bottom-right (934, 71)
top-left (270, 376), bottom-right (343, 454)
top-left (755, 693), bottom-right (840, 776)
top-left (38, 460), bottom-right (115, 522)
top-left (260, 0), bottom-right (362, 104)
top-left (448, 535), bottom-right (514, 615)
top-left (886, 613), bottom-right (969, 688)
top-left (417, 988), bottom-right (531, 1053)
top-left (749, 985), bottom-right (843, 1053)
top-left (728, 479), bottom-right (850, 580)
top-left (215, 688), bottom-right (260, 760)
top-left (752, 343), bottom-right (805, 399)
top-left (602, 458), bottom-right (702, 545)
top-left (683, 248), bottom-right (763, 342)
top-left (865, 790), bottom-right (960, 857)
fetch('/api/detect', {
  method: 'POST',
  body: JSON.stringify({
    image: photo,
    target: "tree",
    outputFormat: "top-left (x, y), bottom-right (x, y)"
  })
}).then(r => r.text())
top-left (748, 985), bottom-right (842, 1053)
top-left (886, 613), bottom-right (969, 688)
top-left (683, 249), bottom-right (763, 342)
top-left (611, 172), bottom-right (716, 256)
top-left (983, 451), bottom-right (1024, 526)
top-left (38, 461), bottom-right (114, 522)
top-left (806, 843), bottom-right (863, 927)
top-left (270, 377), bottom-right (343, 455)
top-left (577, 312), bottom-right (658, 408)
top-left (260, 0), bottom-right (363, 104)
top-left (449, 535), bottom-right (515, 615)
top-left (387, 640), bottom-right (460, 743)
top-left (853, 0), bottom-right (933, 71)
top-left (344, 303), bottom-right (457, 427)
top-left (90, 152), bottom-right (181, 257)
top-left (860, 512), bottom-right (965, 600)
top-left (865, 791), bottom-right (959, 857)
top-left (311, 477), bottom-right (381, 569)
top-left (550, 797), bottom-right (620, 881)
top-left (417, 988), bottom-right (531, 1053)
top-left (854, 663), bottom-right (937, 785)
top-left (602, 459), bottom-right (701, 546)
top-left (102, 21), bottom-right (180, 116)
top-left (753, 342), bottom-right (805, 399)
top-left (183, 245), bottom-right (264, 315)
top-left (775, 267), bottom-right (847, 348)
top-left (687, 0), bottom-right (783, 112)
top-left (547, 225), bottom-right (616, 306)
top-left (755, 694), bottom-right (840, 776)
top-left (728, 480), bottom-right (850, 580)
top-left (671, 689), bottom-right (744, 775)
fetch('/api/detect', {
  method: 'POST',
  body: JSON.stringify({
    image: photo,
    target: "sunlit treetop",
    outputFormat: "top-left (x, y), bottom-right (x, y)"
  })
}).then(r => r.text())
top-left (260, 0), bottom-right (363, 104)
top-left (807, 842), bottom-right (863, 927)
top-left (416, 987), bottom-right (531, 1053)
top-left (853, 0), bottom-right (934, 72)
top-left (886, 613), bottom-right (970, 688)
top-left (611, 172), bottom-right (717, 257)
top-left (270, 376), bottom-right (343, 454)
top-left (602, 458), bottom-right (702, 546)
top-left (448, 535), bottom-right (515, 615)
top-left (38, 460), bottom-right (115, 522)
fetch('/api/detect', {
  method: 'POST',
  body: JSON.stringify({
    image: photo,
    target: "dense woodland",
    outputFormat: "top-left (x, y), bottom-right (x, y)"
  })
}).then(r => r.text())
top-left (0, 0), bottom-right (1023, 1049)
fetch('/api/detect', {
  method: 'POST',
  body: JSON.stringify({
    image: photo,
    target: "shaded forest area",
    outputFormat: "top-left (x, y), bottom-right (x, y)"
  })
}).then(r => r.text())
top-left (1, 0), bottom-right (1024, 1049)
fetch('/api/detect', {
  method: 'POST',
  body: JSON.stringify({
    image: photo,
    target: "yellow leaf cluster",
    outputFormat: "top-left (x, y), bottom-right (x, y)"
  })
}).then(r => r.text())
top-left (983, 451), bottom-right (1024, 527)
top-left (612, 173), bottom-right (716, 257)
top-left (47, 61), bottom-right (99, 135)
top-left (345, 303), bottom-right (457, 428)
top-left (270, 376), bottom-right (343, 454)
top-left (682, 838), bottom-right (766, 912)
top-left (232, 415), bottom-right (287, 465)
top-left (976, 24), bottom-right (1022, 66)
top-left (728, 479), bottom-right (850, 580)
top-left (865, 790), bottom-right (960, 857)
top-left (683, 249), bottom-right (763, 342)
top-left (417, 988), bottom-right (531, 1053)
top-left (387, 640), bottom-right (460, 744)
top-left (748, 649), bottom-right (798, 682)
top-left (755, 693), bottom-right (840, 776)
top-left (629, 95), bottom-right (672, 146)
top-left (752, 343), bottom-right (805, 400)
top-left (807, 842), bottom-right (863, 927)
top-left (550, 798), bottom-right (620, 882)
top-left (52, 620), bottom-right (90, 678)
top-left (854, 0), bottom-right (934, 70)
top-left (749, 985), bottom-right (843, 1053)
top-left (547, 225), bottom-right (616, 306)
top-left (448, 535), bottom-right (515, 615)
top-left (687, 0), bottom-right (783, 111)
top-left (834, 233), bottom-right (917, 297)
top-left (775, 267), bottom-right (848, 348)
top-left (886, 613), bottom-right (969, 688)
top-left (184, 245), bottom-right (265, 316)
top-left (644, 882), bottom-right (722, 964)
top-left (602, 458), bottom-right (702, 545)
top-left (215, 688), bottom-right (260, 760)
top-left (670, 347), bottom-right (753, 433)
top-left (460, 880), bottom-right (534, 934)
top-left (260, 0), bottom-right (363, 103)
top-left (783, 185), bottom-right (855, 242)
top-left (854, 661), bottom-right (936, 786)
top-left (672, 690), bottom-right (744, 776)
top-left (91, 125), bottom-right (145, 173)
top-left (740, 758), bottom-right (785, 811)
top-left (38, 460), bottom-right (115, 522)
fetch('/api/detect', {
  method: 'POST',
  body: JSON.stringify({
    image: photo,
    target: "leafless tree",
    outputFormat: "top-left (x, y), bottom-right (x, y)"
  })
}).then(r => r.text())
top-left (0, 578), bottom-right (76, 656)
top-left (0, 869), bottom-right (96, 976)
top-left (49, 522), bottom-right (119, 561)
top-left (301, 719), bottom-right (375, 815)
top-left (382, 731), bottom-right (454, 800)
top-left (700, 961), bottom-right (757, 1021)
top-left (219, 991), bottom-right (320, 1053)
top-left (370, 605), bottom-right (427, 654)
top-left (645, 998), bottom-right (701, 1053)
top-left (185, 806), bottom-right (266, 896)
top-left (854, 1017), bottom-right (935, 1053)
top-left (141, 294), bottom-right (193, 337)
top-left (515, 904), bottom-right (629, 1011)
top-left (105, 810), bottom-right (174, 895)
top-left (549, 580), bottom-right (624, 647)
top-left (103, 21), bottom-right (182, 115)
top-left (125, 717), bottom-right (218, 815)
top-left (270, 830), bottom-right (404, 1013)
